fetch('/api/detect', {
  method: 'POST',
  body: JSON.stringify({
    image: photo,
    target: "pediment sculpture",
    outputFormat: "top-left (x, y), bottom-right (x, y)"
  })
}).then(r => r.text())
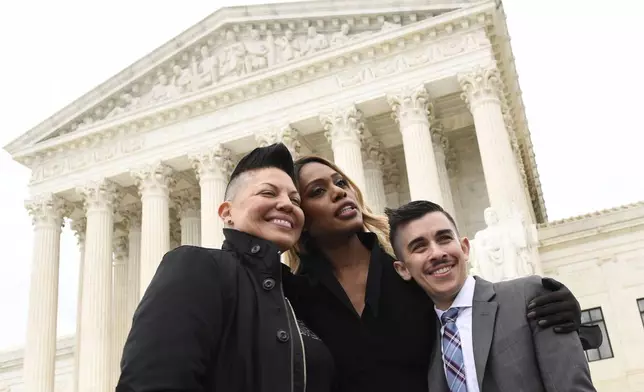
top-left (469, 206), bottom-right (538, 282)
top-left (53, 18), bottom-right (409, 140)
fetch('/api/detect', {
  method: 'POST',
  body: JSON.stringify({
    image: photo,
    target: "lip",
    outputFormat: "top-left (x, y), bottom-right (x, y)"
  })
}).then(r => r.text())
top-left (425, 261), bottom-right (457, 277)
top-left (266, 214), bottom-right (295, 229)
top-left (334, 201), bottom-right (358, 217)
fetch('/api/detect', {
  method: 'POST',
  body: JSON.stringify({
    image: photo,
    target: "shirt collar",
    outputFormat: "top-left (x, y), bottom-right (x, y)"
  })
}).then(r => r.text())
top-left (221, 228), bottom-right (283, 276)
top-left (434, 275), bottom-right (476, 319)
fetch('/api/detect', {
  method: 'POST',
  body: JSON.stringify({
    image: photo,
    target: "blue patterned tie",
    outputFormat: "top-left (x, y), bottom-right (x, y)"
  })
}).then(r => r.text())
top-left (441, 307), bottom-right (467, 392)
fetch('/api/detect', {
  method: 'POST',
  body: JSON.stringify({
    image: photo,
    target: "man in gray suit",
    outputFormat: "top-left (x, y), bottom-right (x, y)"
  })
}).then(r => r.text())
top-left (385, 201), bottom-right (596, 392)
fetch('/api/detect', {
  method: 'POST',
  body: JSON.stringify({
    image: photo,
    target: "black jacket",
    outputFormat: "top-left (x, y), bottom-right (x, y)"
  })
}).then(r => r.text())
top-left (116, 229), bottom-right (306, 392)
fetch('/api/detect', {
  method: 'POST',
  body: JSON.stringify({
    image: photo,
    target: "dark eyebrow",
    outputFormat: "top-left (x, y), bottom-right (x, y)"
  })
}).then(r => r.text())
top-left (436, 229), bottom-right (456, 237)
top-left (260, 182), bottom-right (299, 197)
top-left (406, 236), bottom-right (426, 252)
top-left (302, 172), bottom-right (340, 191)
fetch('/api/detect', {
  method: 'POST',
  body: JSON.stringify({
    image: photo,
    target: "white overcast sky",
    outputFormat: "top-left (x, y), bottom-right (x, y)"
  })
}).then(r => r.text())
top-left (0, 0), bottom-right (642, 350)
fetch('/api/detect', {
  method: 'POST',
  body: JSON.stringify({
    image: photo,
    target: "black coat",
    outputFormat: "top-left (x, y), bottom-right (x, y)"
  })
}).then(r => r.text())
top-left (116, 229), bottom-right (307, 392)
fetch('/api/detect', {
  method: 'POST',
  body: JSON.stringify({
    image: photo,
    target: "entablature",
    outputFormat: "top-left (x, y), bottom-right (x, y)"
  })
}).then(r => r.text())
top-left (5, 0), bottom-right (493, 159)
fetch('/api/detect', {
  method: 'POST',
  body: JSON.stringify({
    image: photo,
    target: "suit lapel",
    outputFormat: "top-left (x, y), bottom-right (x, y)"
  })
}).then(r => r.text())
top-left (427, 316), bottom-right (450, 392)
top-left (472, 277), bottom-right (498, 390)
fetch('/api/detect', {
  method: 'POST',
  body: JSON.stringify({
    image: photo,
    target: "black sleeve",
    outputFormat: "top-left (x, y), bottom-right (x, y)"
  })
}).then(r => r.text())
top-left (116, 246), bottom-right (225, 392)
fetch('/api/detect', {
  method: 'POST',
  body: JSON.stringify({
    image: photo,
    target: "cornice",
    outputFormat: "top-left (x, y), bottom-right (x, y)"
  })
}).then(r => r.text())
top-left (4, 0), bottom-right (489, 157)
top-left (537, 201), bottom-right (644, 247)
top-left (485, 2), bottom-right (548, 224)
top-left (15, 2), bottom-right (496, 173)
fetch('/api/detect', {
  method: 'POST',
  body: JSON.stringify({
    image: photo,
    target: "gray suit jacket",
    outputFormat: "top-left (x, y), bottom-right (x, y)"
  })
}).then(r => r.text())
top-left (428, 276), bottom-right (596, 392)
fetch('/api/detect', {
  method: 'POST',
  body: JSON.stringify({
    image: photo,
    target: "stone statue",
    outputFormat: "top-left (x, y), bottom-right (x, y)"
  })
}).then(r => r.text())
top-left (105, 93), bottom-right (140, 118)
top-left (141, 71), bottom-right (180, 105)
top-left (244, 29), bottom-right (270, 73)
top-left (330, 23), bottom-right (352, 46)
top-left (302, 26), bottom-right (329, 55)
top-left (472, 207), bottom-right (524, 282)
top-left (195, 45), bottom-right (219, 88)
top-left (218, 30), bottom-right (247, 80)
top-left (172, 64), bottom-right (193, 94)
top-left (275, 29), bottom-right (302, 62)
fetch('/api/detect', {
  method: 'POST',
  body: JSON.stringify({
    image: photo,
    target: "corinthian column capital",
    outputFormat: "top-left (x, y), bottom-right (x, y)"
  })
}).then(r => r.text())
top-left (320, 105), bottom-right (364, 146)
top-left (121, 205), bottom-right (142, 232)
top-left (189, 144), bottom-right (235, 182)
top-left (387, 85), bottom-right (431, 127)
top-left (361, 138), bottom-right (385, 169)
top-left (77, 180), bottom-right (123, 213)
top-left (172, 189), bottom-right (201, 219)
top-left (131, 162), bottom-right (175, 198)
top-left (24, 193), bottom-right (67, 228)
top-left (70, 217), bottom-right (87, 245)
top-left (112, 234), bottom-right (129, 265)
top-left (255, 125), bottom-right (302, 158)
top-left (458, 65), bottom-right (503, 109)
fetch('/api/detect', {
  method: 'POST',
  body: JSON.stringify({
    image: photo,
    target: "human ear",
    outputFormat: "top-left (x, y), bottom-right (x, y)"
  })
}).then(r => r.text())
top-left (218, 201), bottom-right (233, 226)
top-left (393, 260), bottom-right (412, 281)
top-left (460, 237), bottom-right (471, 258)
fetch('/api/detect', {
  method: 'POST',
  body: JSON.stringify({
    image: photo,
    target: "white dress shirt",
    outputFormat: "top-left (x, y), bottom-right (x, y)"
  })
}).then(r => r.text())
top-left (435, 276), bottom-right (479, 392)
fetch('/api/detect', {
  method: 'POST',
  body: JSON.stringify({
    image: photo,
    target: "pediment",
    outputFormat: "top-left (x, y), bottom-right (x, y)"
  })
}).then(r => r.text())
top-left (4, 0), bottom-right (487, 155)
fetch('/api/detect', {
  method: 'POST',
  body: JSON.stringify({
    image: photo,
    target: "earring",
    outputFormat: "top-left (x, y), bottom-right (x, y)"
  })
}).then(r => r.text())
top-left (226, 219), bottom-right (234, 226)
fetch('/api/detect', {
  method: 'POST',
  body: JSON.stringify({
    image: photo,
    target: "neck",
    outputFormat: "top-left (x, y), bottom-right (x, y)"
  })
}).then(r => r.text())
top-left (317, 233), bottom-right (371, 272)
top-left (434, 296), bottom-right (457, 311)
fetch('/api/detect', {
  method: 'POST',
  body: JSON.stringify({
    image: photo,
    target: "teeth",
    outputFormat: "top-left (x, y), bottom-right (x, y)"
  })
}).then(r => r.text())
top-left (340, 206), bottom-right (354, 213)
top-left (271, 219), bottom-right (292, 228)
top-left (431, 266), bottom-right (452, 275)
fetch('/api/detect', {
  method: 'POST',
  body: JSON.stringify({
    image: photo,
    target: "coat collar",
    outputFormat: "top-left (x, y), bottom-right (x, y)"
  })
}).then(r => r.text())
top-left (471, 276), bottom-right (498, 390)
top-left (298, 232), bottom-right (386, 318)
top-left (222, 228), bottom-right (283, 277)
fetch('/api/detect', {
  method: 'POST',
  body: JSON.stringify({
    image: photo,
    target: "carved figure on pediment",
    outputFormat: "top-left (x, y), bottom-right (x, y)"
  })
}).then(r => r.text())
top-left (195, 45), bottom-right (219, 88)
top-left (302, 26), bottom-right (329, 55)
top-left (106, 93), bottom-right (140, 118)
top-left (77, 116), bottom-right (94, 130)
top-left (275, 29), bottom-right (302, 62)
top-left (243, 29), bottom-right (270, 73)
top-left (219, 30), bottom-right (247, 80)
top-left (330, 23), bottom-right (351, 46)
top-left (172, 64), bottom-right (193, 94)
top-left (141, 71), bottom-right (180, 105)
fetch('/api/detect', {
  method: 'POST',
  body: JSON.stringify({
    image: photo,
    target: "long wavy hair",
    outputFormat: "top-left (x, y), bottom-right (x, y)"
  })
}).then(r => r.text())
top-left (284, 155), bottom-right (395, 273)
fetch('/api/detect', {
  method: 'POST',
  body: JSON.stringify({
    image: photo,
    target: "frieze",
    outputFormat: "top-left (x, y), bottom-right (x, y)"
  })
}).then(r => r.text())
top-left (16, 7), bottom-right (496, 173)
top-left (44, 16), bottom-right (426, 142)
top-left (30, 137), bottom-right (145, 184)
top-left (336, 30), bottom-right (489, 88)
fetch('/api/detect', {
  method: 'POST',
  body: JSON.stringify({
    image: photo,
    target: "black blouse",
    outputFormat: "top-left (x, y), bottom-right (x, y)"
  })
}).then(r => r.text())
top-left (284, 232), bottom-right (436, 392)
top-left (296, 319), bottom-right (336, 392)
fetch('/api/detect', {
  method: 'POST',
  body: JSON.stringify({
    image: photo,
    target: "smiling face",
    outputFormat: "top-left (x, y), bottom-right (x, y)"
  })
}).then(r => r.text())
top-left (297, 161), bottom-right (363, 241)
top-left (218, 168), bottom-right (304, 251)
top-left (393, 211), bottom-right (470, 310)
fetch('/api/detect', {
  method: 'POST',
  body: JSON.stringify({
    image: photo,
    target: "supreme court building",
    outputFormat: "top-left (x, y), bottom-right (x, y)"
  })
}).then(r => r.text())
top-left (2, 1), bottom-right (644, 391)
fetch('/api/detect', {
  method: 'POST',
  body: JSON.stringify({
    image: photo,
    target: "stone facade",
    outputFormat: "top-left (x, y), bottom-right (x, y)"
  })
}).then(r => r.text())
top-left (2, 1), bottom-right (643, 391)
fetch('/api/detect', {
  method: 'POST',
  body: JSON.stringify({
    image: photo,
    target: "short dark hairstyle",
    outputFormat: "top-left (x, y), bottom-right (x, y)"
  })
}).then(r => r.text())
top-left (224, 143), bottom-right (295, 201)
top-left (385, 200), bottom-right (459, 259)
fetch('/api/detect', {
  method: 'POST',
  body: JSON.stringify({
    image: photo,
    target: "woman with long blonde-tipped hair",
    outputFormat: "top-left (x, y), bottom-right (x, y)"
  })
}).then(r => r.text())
top-left (282, 155), bottom-right (588, 392)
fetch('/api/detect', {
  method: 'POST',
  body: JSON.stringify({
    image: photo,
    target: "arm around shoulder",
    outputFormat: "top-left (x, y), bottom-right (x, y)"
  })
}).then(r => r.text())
top-left (116, 246), bottom-right (228, 392)
top-left (523, 277), bottom-right (596, 392)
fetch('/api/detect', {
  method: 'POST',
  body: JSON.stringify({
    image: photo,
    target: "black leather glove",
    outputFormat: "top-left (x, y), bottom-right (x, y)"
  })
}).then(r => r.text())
top-left (527, 277), bottom-right (581, 333)
top-left (579, 325), bottom-right (603, 350)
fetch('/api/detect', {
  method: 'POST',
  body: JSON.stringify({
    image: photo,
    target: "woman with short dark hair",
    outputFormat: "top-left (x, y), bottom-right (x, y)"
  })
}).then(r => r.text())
top-left (117, 143), bottom-right (334, 392)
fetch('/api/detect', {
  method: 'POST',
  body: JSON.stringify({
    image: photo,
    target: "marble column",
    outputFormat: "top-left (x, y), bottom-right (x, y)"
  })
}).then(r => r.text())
top-left (430, 123), bottom-right (457, 216)
top-left (458, 66), bottom-right (530, 220)
top-left (383, 154), bottom-right (401, 208)
top-left (131, 162), bottom-right (174, 296)
top-left (190, 145), bottom-right (234, 248)
top-left (76, 180), bottom-right (122, 392)
top-left (320, 105), bottom-right (367, 193)
top-left (70, 217), bottom-right (87, 392)
top-left (387, 85), bottom-right (443, 205)
top-left (121, 208), bottom-right (141, 330)
top-left (111, 234), bottom-right (128, 388)
top-left (23, 193), bottom-right (66, 392)
top-left (174, 189), bottom-right (201, 246)
top-left (255, 125), bottom-right (302, 159)
top-left (361, 138), bottom-right (387, 214)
